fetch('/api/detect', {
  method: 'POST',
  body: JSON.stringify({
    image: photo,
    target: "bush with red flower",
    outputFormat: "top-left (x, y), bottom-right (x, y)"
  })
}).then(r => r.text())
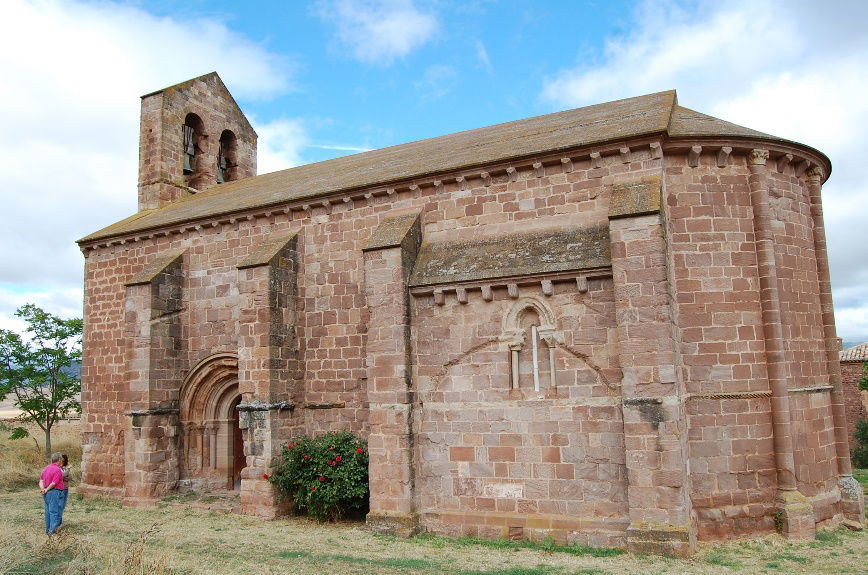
top-left (269, 431), bottom-right (368, 521)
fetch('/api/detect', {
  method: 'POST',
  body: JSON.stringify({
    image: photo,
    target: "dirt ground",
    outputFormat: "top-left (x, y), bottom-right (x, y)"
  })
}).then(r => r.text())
top-left (0, 489), bottom-right (866, 575)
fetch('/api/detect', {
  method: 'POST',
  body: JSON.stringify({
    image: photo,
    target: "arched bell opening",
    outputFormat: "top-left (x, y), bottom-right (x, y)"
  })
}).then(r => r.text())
top-left (178, 353), bottom-right (244, 491)
top-left (182, 113), bottom-right (208, 188)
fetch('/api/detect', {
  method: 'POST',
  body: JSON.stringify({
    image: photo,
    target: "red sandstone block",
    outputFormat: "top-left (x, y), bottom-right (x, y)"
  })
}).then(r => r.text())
top-left (450, 447), bottom-right (475, 462)
top-left (488, 447), bottom-right (516, 462)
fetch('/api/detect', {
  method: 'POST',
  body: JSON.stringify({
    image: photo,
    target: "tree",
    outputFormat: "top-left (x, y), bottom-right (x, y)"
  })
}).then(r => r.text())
top-left (0, 304), bottom-right (82, 456)
top-left (860, 361), bottom-right (868, 392)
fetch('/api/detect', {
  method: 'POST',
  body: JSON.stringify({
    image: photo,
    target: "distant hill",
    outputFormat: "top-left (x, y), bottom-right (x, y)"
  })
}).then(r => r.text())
top-left (842, 340), bottom-right (865, 352)
top-left (61, 361), bottom-right (81, 379)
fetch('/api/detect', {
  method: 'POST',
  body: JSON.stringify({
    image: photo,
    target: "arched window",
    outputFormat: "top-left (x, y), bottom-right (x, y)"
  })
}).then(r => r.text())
top-left (506, 298), bottom-right (560, 393)
top-left (183, 113), bottom-right (206, 186)
top-left (216, 130), bottom-right (237, 183)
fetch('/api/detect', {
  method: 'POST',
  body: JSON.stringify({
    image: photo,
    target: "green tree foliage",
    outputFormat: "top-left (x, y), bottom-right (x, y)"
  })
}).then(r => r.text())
top-left (853, 420), bottom-right (868, 469)
top-left (270, 431), bottom-right (369, 521)
top-left (0, 304), bottom-right (82, 456)
top-left (859, 362), bottom-right (867, 392)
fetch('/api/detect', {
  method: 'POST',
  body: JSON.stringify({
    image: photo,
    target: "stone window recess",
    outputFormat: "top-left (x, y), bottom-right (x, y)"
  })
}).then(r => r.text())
top-left (505, 298), bottom-right (563, 392)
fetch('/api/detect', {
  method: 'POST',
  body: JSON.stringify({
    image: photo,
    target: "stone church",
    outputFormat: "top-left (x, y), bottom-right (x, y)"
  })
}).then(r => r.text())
top-left (77, 72), bottom-right (864, 555)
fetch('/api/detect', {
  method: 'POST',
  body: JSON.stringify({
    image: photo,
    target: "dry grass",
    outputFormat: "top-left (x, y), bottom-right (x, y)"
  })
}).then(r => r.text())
top-left (1, 421), bottom-right (866, 574)
top-left (0, 420), bottom-right (82, 492)
top-left (0, 490), bottom-right (865, 575)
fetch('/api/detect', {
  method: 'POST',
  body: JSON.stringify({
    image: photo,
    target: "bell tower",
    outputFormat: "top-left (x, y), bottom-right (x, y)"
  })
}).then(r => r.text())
top-left (137, 72), bottom-right (257, 212)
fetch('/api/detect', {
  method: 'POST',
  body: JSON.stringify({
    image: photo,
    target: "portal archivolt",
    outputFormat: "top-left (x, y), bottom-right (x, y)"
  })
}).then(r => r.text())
top-left (178, 353), bottom-right (245, 490)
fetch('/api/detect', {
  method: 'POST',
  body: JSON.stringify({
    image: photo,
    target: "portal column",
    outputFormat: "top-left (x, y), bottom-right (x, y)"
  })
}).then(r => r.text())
top-left (363, 212), bottom-right (422, 536)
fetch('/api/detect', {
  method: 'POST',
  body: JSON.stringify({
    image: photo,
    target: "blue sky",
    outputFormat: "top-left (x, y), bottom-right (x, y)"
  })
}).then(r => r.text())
top-left (135, 1), bottom-right (636, 165)
top-left (1, 0), bottom-right (867, 345)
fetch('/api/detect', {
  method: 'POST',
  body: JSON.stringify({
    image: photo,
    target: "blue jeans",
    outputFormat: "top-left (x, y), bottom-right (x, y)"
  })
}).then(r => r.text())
top-left (58, 488), bottom-right (68, 516)
top-left (43, 489), bottom-right (63, 534)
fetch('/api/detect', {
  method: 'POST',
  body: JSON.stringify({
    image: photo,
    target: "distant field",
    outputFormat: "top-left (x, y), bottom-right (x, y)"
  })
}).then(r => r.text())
top-left (0, 420), bottom-right (81, 492)
top-left (0, 399), bottom-right (22, 419)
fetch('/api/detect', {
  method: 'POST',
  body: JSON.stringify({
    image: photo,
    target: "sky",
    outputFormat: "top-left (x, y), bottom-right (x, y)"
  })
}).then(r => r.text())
top-left (1, 0), bottom-right (867, 345)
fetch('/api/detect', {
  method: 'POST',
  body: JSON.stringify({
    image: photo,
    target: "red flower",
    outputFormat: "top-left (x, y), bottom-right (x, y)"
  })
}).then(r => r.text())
top-left (262, 473), bottom-right (269, 480)
top-left (303, 455), bottom-right (310, 461)
top-left (357, 449), bottom-right (364, 454)
top-left (318, 476), bottom-right (326, 482)
top-left (335, 456), bottom-right (342, 462)
top-left (327, 461), bottom-right (335, 466)
top-left (310, 487), bottom-right (316, 492)
top-left (288, 443), bottom-right (294, 449)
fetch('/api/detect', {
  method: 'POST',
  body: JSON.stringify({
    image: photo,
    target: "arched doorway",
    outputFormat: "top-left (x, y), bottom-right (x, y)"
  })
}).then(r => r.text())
top-left (179, 353), bottom-right (244, 491)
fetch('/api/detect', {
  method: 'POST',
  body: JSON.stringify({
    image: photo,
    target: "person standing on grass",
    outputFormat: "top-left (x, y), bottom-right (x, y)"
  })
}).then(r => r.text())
top-left (38, 452), bottom-right (65, 535)
top-left (57, 454), bottom-right (71, 522)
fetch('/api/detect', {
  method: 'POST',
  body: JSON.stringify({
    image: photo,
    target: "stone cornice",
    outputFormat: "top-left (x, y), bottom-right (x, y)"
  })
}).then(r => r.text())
top-left (79, 136), bottom-right (828, 252)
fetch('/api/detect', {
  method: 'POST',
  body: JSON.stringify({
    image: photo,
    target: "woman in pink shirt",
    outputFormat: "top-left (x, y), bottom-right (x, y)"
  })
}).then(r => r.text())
top-left (38, 452), bottom-right (65, 535)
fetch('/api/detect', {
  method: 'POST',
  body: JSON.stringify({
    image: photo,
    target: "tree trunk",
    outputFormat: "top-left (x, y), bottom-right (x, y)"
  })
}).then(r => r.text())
top-left (44, 425), bottom-right (52, 459)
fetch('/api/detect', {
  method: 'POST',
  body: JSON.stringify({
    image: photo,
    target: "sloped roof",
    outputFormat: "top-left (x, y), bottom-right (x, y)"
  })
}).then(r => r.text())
top-left (79, 90), bottom-right (826, 244)
top-left (841, 343), bottom-right (868, 362)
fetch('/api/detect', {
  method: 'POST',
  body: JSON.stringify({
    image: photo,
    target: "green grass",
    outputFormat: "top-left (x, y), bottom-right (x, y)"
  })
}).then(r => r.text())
top-left (455, 568), bottom-right (557, 575)
top-left (853, 468), bottom-right (868, 489)
top-left (161, 490), bottom-right (199, 503)
top-left (770, 551), bottom-right (809, 564)
top-left (705, 550), bottom-right (743, 568)
top-left (810, 527), bottom-right (851, 548)
top-left (273, 550), bottom-right (438, 570)
top-left (417, 534), bottom-right (624, 558)
top-left (9, 549), bottom-right (76, 574)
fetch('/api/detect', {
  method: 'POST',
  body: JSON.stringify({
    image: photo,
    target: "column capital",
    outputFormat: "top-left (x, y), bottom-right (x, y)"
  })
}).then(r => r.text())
top-left (804, 165), bottom-right (824, 183)
top-left (748, 149), bottom-right (769, 166)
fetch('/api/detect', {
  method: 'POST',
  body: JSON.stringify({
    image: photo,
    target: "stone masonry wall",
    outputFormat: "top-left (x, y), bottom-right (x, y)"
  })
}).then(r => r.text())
top-left (83, 149), bottom-right (652, 498)
top-left (663, 152), bottom-right (777, 538)
top-left (412, 281), bottom-right (625, 546)
top-left (767, 171), bottom-right (838, 521)
top-left (841, 361), bottom-right (866, 447)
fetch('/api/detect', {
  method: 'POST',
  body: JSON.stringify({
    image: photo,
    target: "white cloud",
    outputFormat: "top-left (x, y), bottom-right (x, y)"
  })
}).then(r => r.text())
top-left (0, 0), bottom-right (294, 328)
top-left (415, 65), bottom-right (458, 101)
top-left (475, 39), bottom-right (493, 75)
top-left (0, 285), bottom-right (84, 333)
top-left (541, 0), bottom-right (868, 343)
top-left (317, 0), bottom-right (438, 65)
top-left (254, 118), bottom-right (309, 174)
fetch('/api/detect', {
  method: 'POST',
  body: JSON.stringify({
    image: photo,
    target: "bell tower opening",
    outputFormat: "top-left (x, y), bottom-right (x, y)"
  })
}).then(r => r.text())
top-left (136, 72), bottom-right (258, 212)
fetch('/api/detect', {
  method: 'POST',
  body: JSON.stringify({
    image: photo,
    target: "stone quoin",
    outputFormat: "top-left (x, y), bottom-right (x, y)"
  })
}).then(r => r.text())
top-left (77, 72), bottom-right (865, 556)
